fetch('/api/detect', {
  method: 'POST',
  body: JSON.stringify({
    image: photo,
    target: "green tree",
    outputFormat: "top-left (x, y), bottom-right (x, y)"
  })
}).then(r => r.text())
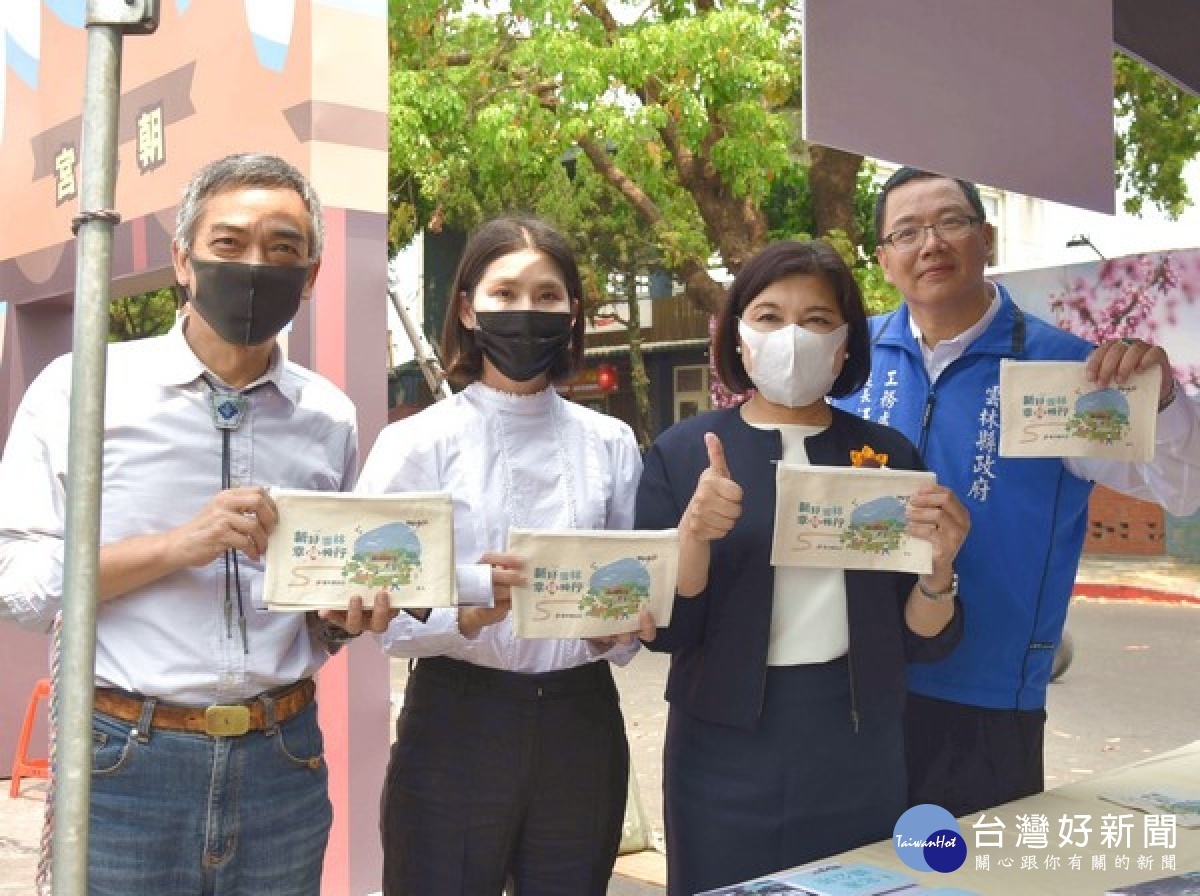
top-left (540, 150), bottom-right (671, 448)
top-left (108, 288), bottom-right (176, 342)
top-left (388, 0), bottom-right (870, 316)
top-left (575, 199), bottom-right (660, 449)
top-left (762, 158), bottom-right (901, 313)
top-left (1114, 54), bottom-right (1200, 218)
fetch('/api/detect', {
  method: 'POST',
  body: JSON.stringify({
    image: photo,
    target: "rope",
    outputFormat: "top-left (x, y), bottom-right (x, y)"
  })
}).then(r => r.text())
top-left (35, 612), bottom-right (61, 896)
top-left (70, 208), bottom-right (121, 236)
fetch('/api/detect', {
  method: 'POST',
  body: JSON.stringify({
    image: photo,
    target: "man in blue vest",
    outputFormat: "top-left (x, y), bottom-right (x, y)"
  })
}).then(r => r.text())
top-left (834, 166), bottom-right (1200, 817)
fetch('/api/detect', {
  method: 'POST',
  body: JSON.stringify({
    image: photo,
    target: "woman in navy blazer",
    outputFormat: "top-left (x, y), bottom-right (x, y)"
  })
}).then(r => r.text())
top-left (636, 241), bottom-right (969, 896)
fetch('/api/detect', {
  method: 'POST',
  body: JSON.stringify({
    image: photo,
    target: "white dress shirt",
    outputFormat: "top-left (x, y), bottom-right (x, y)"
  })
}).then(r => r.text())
top-left (359, 382), bottom-right (643, 674)
top-left (910, 284), bottom-right (1200, 516)
top-left (0, 317), bottom-right (359, 704)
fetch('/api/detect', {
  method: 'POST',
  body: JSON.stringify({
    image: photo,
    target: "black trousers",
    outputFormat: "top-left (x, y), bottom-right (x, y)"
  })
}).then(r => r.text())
top-left (905, 693), bottom-right (1047, 818)
top-left (380, 656), bottom-right (629, 896)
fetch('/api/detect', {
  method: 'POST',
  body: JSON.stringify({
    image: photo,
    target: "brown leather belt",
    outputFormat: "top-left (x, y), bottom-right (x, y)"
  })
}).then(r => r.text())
top-left (94, 678), bottom-right (316, 737)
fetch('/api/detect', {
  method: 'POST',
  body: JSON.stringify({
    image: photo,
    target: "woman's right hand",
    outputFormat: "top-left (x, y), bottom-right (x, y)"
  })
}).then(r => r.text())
top-left (457, 551), bottom-right (526, 638)
top-left (680, 433), bottom-right (743, 542)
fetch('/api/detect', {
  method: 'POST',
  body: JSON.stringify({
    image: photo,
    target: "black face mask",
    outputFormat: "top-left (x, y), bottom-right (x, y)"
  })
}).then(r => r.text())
top-left (187, 259), bottom-right (309, 346)
top-left (473, 311), bottom-right (573, 382)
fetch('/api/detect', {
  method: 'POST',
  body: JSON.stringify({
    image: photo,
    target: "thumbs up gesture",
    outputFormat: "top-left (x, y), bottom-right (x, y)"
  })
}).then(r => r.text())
top-left (682, 432), bottom-right (743, 542)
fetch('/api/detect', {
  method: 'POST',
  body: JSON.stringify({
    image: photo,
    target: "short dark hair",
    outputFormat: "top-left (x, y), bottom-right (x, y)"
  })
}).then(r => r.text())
top-left (176, 153), bottom-right (323, 260)
top-left (714, 240), bottom-right (871, 398)
top-left (874, 167), bottom-right (987, 242)
top-left (440, 215), bottom-right (586, 385)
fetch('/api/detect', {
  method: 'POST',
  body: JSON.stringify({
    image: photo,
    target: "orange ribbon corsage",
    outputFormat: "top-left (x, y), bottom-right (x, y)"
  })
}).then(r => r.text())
top-left (850, 445), bottom-right (888, 468)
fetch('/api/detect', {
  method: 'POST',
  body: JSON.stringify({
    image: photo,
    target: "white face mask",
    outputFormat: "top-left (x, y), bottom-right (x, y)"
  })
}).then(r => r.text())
top-left (738, 320), bottom-right (848, 409)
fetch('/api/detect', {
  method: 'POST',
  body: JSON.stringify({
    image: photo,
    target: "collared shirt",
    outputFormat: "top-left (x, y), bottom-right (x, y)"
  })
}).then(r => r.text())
top-left (909, 283), bottom-right (1002, 382)
top-left (360, 382), bottom-right (643, 674)
top-left (908, 280), bottom-right (1200, 514)
top-left (0, 317), bottom-right (358, 704)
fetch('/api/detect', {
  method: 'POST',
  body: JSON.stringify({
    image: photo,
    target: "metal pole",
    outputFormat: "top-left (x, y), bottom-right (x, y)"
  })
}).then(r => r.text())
top-left (387, 283), bottom-right (452, 401)
top-left (54, 4), bottom-right (158, 894)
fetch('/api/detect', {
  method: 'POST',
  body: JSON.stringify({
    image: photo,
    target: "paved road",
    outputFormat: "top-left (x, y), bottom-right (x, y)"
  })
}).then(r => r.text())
top-left (1041, 597), bottom-right (1200, 786)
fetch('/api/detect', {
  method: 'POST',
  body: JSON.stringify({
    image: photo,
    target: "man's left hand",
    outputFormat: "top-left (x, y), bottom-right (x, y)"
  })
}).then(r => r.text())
top-left (1087, 337), bottom-right (1175, 409)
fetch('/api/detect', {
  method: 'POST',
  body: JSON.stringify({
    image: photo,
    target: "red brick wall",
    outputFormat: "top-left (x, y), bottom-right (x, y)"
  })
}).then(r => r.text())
top-left (1084, 485), bottom-right (1165, 555)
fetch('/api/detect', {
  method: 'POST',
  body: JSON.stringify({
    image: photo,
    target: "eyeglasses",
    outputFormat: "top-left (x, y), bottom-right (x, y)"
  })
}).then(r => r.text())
top-left (880, 214), bottom-right (981, 252)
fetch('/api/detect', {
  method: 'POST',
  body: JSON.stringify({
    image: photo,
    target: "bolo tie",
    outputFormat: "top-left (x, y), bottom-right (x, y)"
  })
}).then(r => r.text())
top-left (204, 376), bottom-right (257, 654)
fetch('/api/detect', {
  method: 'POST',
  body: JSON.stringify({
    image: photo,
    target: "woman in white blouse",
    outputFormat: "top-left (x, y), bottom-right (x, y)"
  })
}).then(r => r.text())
top-left (359, 216), bottom-right (644, 896)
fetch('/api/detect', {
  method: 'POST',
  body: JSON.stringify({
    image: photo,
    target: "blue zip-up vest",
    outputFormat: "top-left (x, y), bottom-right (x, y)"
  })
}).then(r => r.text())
top-left (832, 286), bottom-right (1094, 710)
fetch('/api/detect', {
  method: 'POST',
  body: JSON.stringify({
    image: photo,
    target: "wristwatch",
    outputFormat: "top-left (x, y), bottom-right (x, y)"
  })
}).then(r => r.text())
top-left (917, 573), bottom-right (958, 603)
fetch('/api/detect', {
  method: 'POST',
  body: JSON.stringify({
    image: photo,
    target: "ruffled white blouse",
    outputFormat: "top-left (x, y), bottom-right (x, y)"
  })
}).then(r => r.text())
top-left (358, 382), bottom-right (643, 673)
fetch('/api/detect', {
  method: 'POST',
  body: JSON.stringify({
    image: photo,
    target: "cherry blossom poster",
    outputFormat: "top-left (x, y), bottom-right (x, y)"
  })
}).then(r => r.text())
top-left (995, 249), bottom-right (1200, 395)
top-left (997, 249), bottom-right (1200, 556)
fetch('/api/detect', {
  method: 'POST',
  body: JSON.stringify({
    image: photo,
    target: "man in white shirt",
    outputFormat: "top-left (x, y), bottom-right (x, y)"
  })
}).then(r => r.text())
top-left (834, 166), bottom-right (1200, 818)
top-left (0, 152), bottom-right (391, 895)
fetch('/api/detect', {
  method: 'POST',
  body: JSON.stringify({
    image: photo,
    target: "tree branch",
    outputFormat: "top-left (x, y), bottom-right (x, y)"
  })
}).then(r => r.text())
top-left (579, 137), bottom-right (664, 226)
top-left (579, 137), bottom-right (724, 313)
top-left (677, 259), bottom-right (726, 315)
top-left (578, 0), bottom-right (698, 183)
top-left (579, 0), bottom-right (619, 36)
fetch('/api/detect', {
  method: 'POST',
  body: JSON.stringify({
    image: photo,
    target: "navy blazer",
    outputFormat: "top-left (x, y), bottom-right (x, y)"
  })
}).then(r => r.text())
top-left (635, 406), bottom-right (963, 731)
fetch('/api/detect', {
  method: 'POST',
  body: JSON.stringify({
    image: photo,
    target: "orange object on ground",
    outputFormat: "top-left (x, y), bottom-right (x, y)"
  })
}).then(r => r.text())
top-left (9, 678), bottom-right (51, 798)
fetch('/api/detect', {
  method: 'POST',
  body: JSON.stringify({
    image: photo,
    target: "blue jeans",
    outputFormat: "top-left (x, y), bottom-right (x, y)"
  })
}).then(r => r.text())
top-left (88, 700), bottom-right (332, 896)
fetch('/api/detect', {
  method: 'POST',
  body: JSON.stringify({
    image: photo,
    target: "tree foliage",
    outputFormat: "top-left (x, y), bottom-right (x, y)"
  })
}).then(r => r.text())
top-left (1114, 54), bottom-right (1200, 219)
top-left (108, 288), bottom-right (176, 342)
top-left (551, 168), bottom-right (667, 448)
top-left (388, 0), bottom-right (873, 315)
